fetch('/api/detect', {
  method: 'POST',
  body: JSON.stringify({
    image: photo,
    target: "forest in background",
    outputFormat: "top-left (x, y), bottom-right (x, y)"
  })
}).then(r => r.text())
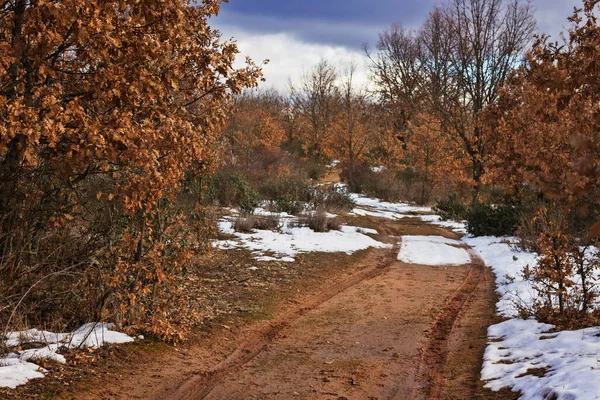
top-left (1, 0), bottom-right (600, 345)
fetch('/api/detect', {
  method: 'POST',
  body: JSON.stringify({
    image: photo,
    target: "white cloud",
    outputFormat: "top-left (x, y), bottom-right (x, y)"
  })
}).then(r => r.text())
top-left (222, 28), bottom-right (371, 93)
top-left (219, 1), bottom-right (582, 93)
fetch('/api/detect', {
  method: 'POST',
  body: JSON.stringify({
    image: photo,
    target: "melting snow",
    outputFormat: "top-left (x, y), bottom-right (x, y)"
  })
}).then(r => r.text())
top-left (352, 192), bottom-right (600, 399)
top-left (348, 193), bottom-right (468, 233)
top-left (350, 194), bottom-right (431, 214)
top-left (482, 319), bottom-right (600, 399)
top-left (463, 235), bottom-right (600, 399)
top-left (215, 218), bottom-right (391, 262)
top-left (397, 235), bottom-right (471, 266)
top-left (1, 323), bottom-right (134, 389)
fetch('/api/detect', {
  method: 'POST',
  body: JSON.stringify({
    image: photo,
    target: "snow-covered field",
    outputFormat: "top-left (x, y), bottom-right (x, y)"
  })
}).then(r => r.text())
top-left (397, 235), bottom-right (471, 266)
top-left (1, 323), bottom-right (134, 389)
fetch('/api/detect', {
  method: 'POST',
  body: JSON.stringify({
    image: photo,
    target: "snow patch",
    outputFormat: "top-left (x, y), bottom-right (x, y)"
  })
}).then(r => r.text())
top-left (482, 319), bottom-right (600, 399)
top-left (1, 323), bottom-right (134, 389)
top-left (462, 235), bottom-right (600, 399)
top-left (348, 193), bottom-right (468, 233)
top-left (398, 235), bottom-right (471, 266)
top-left (350, 194), bottom-right (431, 214)
top-left (214, 218), bottom-right (391, 262)
top-left (462, 236), bottom-right (538, 317)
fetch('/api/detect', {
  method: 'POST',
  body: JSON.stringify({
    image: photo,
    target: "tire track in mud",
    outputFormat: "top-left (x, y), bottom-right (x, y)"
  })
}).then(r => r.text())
top-left (159, 237), bottom-right (400, 400)
top-left (404, 248), bottom-right (487, 400)
top-left (165, 226), bottom-right (490, 400)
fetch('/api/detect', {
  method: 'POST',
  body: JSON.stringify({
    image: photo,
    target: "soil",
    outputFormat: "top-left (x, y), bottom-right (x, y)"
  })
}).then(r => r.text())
top-left (6, 216), bottom-right (504, 400)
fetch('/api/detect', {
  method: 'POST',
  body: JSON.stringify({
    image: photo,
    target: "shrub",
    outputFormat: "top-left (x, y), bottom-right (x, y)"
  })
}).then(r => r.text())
top-left (259, 175), bottom-right (311, 215)
top-left (233, 214), bottom-right (281, 233)
top-left (465, 202), bottom-right (524, 237)
top-left (310, 185), bottom-right (355, 213)
top-left (433, 195), bottom-right (468, 221)
top-left (340, 163), bottom-right (409, 202)
top-left (206, 171), bottom-right (259, 213)
top-left (325, 217), bottom-right (342, 232)
top-left (298, 209), bottom-right (341, 233)
top-left (253, 215), bottom-right (282, 231)
top-left (521, 205), bottom-right (600, 327)
top-left (302, 158), bottom-right (328, 180)
top-left (233, 214), bottom-right (255, 233)
top-left (0, 190), bottom-right (206, 343)
top-left (340, 163), bottom-right (375, 194)
top-left (364, 168), bottom-right (406, 202)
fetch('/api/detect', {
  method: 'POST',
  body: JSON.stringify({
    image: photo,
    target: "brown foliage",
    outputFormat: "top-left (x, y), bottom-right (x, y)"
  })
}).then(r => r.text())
top-left (521, 205), bottom-right (600, 328)
top-left (485, 0), bottom-right (600, 232)
top-left (0, 0), bottom-right (261, 340)
top-left (225, 89), bottom-right (285, 166)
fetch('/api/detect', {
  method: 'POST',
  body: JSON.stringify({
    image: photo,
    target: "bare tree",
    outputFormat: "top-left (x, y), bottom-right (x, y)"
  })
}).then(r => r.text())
top-left (368, 0), bottom-right (536, 201)
top-left (290, 60), bottom-right (340, 158)
top-left (337, 62), bottom-right (373, 167)
top-left (365, 24), bottom-right (423, 133)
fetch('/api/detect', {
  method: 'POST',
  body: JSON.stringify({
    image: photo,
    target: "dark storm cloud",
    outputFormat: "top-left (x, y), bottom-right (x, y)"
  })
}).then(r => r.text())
top-left (221, 0), bottom-right (436, 25)
top-left (214, 10), bottom-right (382, 50)
top-left (215, 0), bottom-right (582, 49)
top-left (215, 0), bottom-right (438, 49)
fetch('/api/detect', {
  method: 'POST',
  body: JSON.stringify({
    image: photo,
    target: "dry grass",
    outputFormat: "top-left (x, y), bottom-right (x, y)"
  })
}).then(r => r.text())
top-left (233, 214), bottom-right (281, 233)
top-left (294, 209), bottom-right (341, 233)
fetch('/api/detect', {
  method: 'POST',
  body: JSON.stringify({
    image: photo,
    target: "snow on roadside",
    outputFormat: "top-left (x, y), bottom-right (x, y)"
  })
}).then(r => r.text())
top-left (398, 235), bottom-right (471, 266)
top-left (350, 194), bottom-right (431, 214)
top-left (1, 323), bottom-right (134, 389)
top-left (351, 191), bottom-right (600, 399)
top-left (219, 193), bottom-right (600, 398)
top-left (214, 217), bottom-right (391, 262)
top-left (482, 319), bottom-right (600, 400)
top-left (463, 236), bottom-right (538, 317)
top-left (463, 235), bottom-right (600, 399)
top-left (348, 193), bottom-right (468, 233)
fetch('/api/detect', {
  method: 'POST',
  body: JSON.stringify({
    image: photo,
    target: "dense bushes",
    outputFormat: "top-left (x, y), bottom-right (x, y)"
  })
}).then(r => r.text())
top-left (233, 214), bottom-right (281, 233)
top-left (339, 161), bottom-right (464, 204)
top-left (433, 195), bottom-right (469, 221)
top-left (465, 203), bottom-right (524, 237)
top-left (301, 158), bottom-right (329, 181)
top-left (310, 185), bottom-right (355, 213)
top-left (433, 195), bottom-right (524, 237)
top-left (205, 166), bottom-right (354, 216)
top-left (518, 205), bottom-right (600, 328)
top-left (341, 163), bottom-right (407, 202)
top-left (293, 209), bottom-right (341, 233)
top-left (206, 171), bottom-right (260, 213)
top-left (340, 163), bottom-right (375, 194)
top-left (0, 181), bottom-right (212, 342)
top-left (259, 175), bottom-right (312, 214)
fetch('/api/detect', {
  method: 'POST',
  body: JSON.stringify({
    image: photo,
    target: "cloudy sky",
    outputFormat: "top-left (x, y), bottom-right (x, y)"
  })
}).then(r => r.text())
top-left (212, 0), bottom-right (582, 92)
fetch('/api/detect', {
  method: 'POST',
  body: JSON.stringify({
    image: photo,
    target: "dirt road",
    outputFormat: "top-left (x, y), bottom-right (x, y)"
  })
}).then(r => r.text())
top-left (65, 219), bottom-right (498, 400)
top-left (198, 261), bottom-right (481, 400)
